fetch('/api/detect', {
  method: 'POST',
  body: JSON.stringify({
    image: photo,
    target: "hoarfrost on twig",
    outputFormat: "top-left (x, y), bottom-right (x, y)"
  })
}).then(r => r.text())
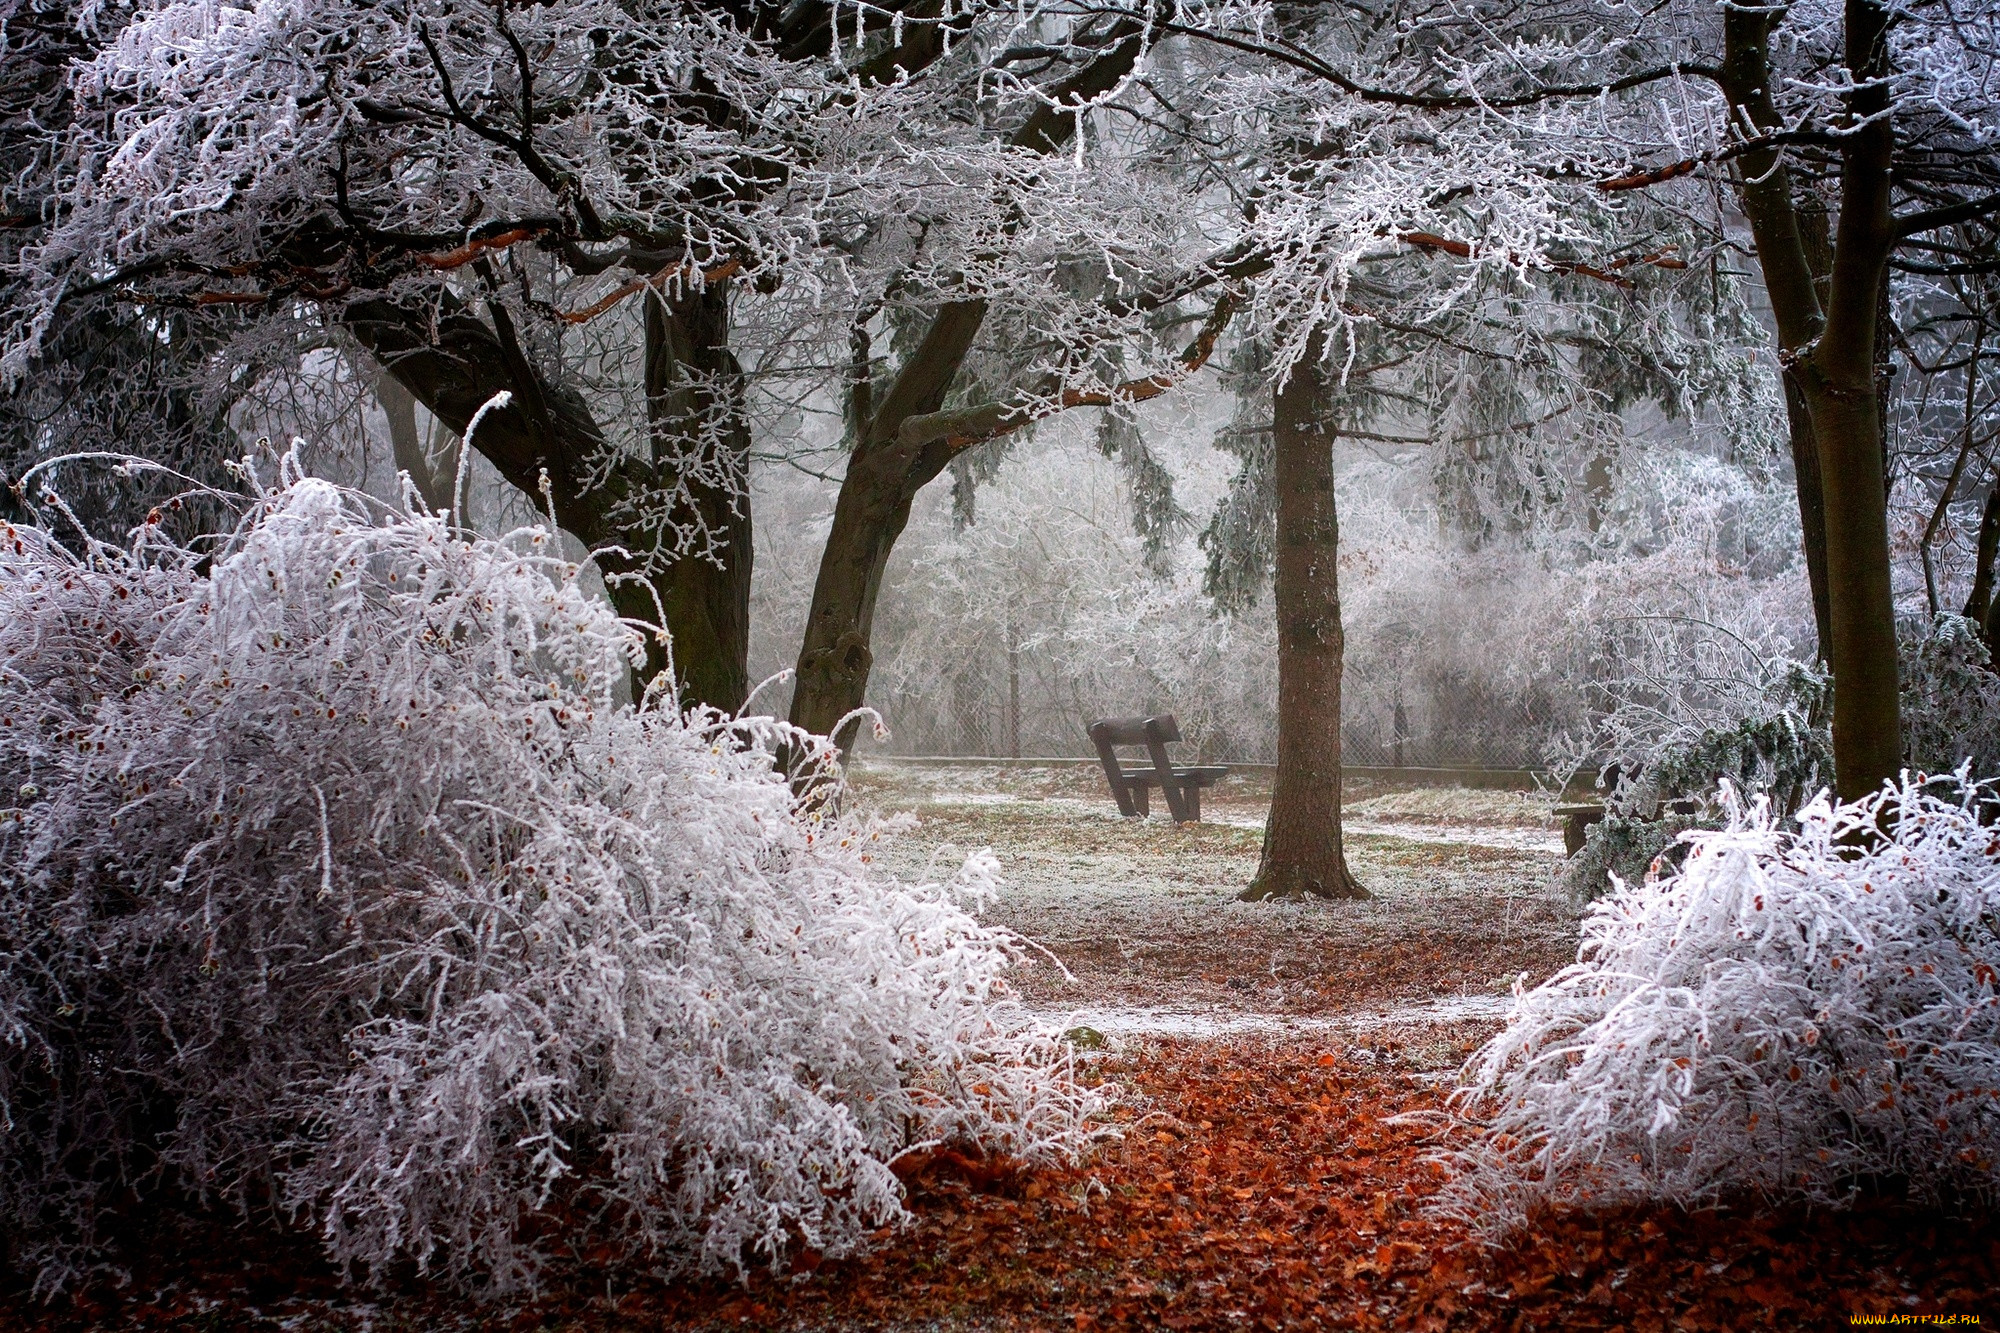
top-left (0, 463), bottom-right (1111, 1296)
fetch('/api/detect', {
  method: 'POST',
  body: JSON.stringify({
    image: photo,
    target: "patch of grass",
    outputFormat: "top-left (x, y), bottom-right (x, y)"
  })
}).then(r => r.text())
top-left (847, 768), bottom-right (1576, 1020)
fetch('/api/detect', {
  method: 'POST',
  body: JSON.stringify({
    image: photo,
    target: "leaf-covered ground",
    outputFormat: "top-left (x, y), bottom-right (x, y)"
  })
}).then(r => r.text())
top-left (10, 1040), bottom-right (1991, 1331)
top-left (5, 764), bottom-right (1994, 1330)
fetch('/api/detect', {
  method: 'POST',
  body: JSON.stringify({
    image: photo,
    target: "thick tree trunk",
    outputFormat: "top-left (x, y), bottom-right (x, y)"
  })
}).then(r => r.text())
top-left (1721, 0), bottom-right (1903, 799)
top-left (641, 284), bottom-right (752, 712)
top-left (790, 299), bottom-right (988, 743)
top-left (346, 281), bottom-right (753, 712)
top-left (1803, 0), bottom-right (1903, 799)
top-left (1240, 333), bottom-right (1367, 902)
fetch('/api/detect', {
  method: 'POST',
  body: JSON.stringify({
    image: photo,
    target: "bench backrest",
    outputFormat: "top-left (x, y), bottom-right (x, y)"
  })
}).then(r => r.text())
top-left (1087, 714), bottom-right (1190, 821)
top-left (1087, 714), bottom-right (1182, 747)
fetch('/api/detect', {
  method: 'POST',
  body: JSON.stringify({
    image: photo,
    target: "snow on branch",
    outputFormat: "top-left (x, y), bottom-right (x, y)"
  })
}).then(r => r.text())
top-left (0, 463), bottom-right (1109, 1295)
top-left (1447, 775), bottom-right (2000, 1230)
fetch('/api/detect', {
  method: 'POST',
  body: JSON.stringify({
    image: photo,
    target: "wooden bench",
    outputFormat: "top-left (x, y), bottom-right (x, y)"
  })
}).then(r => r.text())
top-left (1555, 804), bottom-right (1606, 857)
top-left (1087, 714), bottom-right (1229, 823)
top-left (1555, 797), bottom-right (1703, 857)
top-left (1558, 763), bottom-right (1623, 856)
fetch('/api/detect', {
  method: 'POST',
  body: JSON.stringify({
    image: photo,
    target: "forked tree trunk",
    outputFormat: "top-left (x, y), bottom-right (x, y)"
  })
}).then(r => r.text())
top-left (1721, 0), bottom-right (1903, 799)
top-left (790, 301), bottom-right (988, 744)
top-left (347, 278), bottom-right (753, 713)
top-left (787, 25), bottom-right (1148, 748)
top-left (1240, 332), bottom-right (1367, 902)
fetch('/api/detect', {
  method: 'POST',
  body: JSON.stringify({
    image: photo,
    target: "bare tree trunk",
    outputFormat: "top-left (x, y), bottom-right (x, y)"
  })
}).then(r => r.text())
top-left (375, 371), bottom-right (452, 514)
top-left (1721, 0), bottom-right (1903, 799)
top-left (641, 284), bottom-right (752, 712)
top-left (1781, 375), bottom-right (1835, 662)
top-left (1807, 0), bottom-right (1903, 799)
top-left (788, 27), bottom-right (1148, 747)
top-left (790, 300), bottom-right (989, 743)
top-left (1789, 201), bottom-right (1839, 662)
top-left (1965, 482), bottom-right (2000, 651)
top-left (1006, 604), bottom-right (1021, 759)
top-left (1722, 13), bottom-right (1837, 668)
top-left (346, 279), bottom-right (753, 712)
top-left (1241, 332), bottom-right (1367, 902)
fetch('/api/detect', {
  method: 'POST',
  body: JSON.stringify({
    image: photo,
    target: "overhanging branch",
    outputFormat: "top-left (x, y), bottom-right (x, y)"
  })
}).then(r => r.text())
top-left (1394, 232), bottom-right (1687, 286)
top-left (897, 290), bottom-right (1239, 456)
top-left (1895, 189), bottom-right (2000, 238)
top-left (557, 259), bottom-right (743, 324)
top-left (1594, 128), bottom-right (1843, 193)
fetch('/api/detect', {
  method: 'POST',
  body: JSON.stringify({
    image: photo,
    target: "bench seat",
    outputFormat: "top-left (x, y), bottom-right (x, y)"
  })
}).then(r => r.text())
top-left (1119, 765), bottom-right (1230, 818)
top-left (1087, 715), bottom-right (1227, 822)
top-left (1555, 798), bottom-right (1703, 857)
top-left (1554, 803), bottom-right (1605, 856)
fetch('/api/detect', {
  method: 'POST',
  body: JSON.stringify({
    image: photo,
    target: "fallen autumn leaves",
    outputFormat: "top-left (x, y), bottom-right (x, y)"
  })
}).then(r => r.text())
top-left (718, 1040), bottom-right (1997, 1332)
top-left (5, 1038), bottom-right (1992, 1331)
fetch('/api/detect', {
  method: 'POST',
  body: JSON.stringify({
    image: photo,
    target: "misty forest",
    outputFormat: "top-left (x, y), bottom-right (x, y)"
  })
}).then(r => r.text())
top-left (1, 0), bottom-right (1999, 1327)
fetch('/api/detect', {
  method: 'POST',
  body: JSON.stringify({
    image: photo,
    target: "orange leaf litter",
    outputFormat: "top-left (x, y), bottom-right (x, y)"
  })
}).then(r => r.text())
top-left (5, 1040), bottom-right (1993, 1331)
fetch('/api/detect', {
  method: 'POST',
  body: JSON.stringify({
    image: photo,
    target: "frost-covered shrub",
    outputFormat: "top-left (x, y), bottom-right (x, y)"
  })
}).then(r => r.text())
top-left (1557, 652), bottom-right (1830, 902)
top-left (1902, 613), bottom-right (2000, 777)
top-left (0, 467), bottom-right (1105, 1295)
top-left (1452, 776), bottom-right (2000, 1227)
top-left (1562, 615), bottom-right (2000, 905)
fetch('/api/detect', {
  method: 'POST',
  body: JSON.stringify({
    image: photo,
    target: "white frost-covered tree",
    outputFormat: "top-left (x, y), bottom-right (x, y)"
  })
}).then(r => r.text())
top-left (4, 0), bottom-right (1205, 713)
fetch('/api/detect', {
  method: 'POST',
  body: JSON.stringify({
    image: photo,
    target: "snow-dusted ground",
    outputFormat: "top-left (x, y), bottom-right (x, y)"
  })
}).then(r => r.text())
top-left (847, 759), bottom-right (1577, 1065)
top-left (901, 789), bottom-right (1567, 854)
top-left (1034, 991), bottom-right (1515, 1040)
top-left (1216, 811), bottom-right (1565, 853)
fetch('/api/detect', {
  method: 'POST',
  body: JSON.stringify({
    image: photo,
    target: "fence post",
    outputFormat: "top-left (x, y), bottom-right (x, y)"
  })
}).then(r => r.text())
top-left (1006, 607), bottom-right (1021, 759)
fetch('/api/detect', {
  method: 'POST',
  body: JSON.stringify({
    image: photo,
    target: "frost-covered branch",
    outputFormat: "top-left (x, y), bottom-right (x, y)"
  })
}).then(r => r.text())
top-left (0, 461), bottom-right (1110, 1294)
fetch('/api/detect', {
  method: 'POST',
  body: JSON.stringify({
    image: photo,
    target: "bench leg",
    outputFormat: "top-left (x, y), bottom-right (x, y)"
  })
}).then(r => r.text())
top-left (1184, 785), bottom-right (1201, 822)
top-left (1132, 784), bottom-right (1149, 817)
top-left (1091, 739), bottom-right (1140, 817)
top-left (1564, 811), bottom-right (1605, 857)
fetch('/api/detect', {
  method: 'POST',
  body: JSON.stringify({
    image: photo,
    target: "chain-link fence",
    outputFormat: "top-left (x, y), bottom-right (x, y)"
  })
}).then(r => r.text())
top-left (859, 656), bottom-right (1555, 771)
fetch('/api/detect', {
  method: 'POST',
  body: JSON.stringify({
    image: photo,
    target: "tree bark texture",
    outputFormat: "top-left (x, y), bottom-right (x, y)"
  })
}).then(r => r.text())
top-left (1781, 375), bottom-right (1836, 661)
top-left (1240, 333), bottom-right (1367, 902)
top-left (1810, 0), bottom-right (1903, 799)
top-left (642, 284), bottom-right (753, 712)
top-left (1722, 8), bottom-right (1837, 666)
top-left (1785, 200), bottom-right (1838, 662)
top-left (789, 299), bottom-right (989, 743)
top-left (346, 278), bottom-right (753, 711)
top-left (1721, 0), bottom-right (1904, 799)
top-left (375, 371), bottom-right (453, 514)
top-left (1964, 482), bottom-right (2000, 652)
top-left (787, 25), bottom-right (1148, 746)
